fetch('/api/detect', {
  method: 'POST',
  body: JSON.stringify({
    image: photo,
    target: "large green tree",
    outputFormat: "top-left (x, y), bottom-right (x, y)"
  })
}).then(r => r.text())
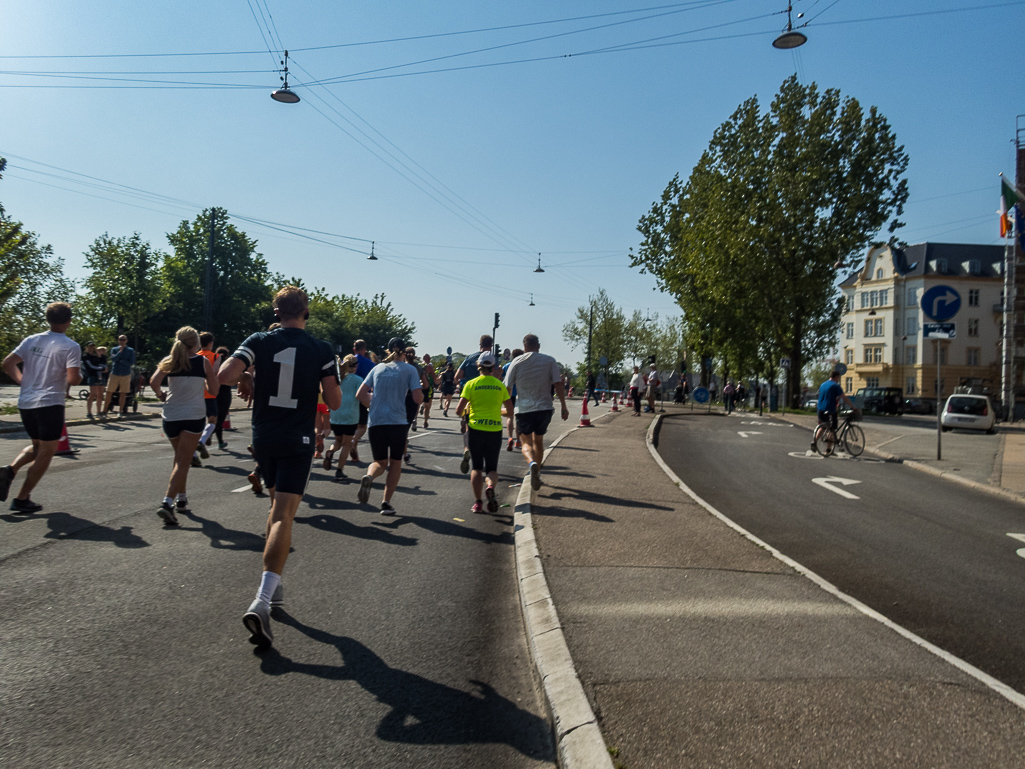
top-left (633, 76), bottom-right (908, 406)
top-left (305, 289), bottom-right (416, 357)
top-left (163, 208), bottom-right (273, 351)
top-left (562, 288), bottom-right (628, 376)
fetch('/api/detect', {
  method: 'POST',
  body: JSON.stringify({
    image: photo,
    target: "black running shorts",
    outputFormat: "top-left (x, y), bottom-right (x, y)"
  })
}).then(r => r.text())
top-left (252, 441), bottom-right (315, 495)
top-left (468, 428), bottom-right (502, 473)
top-left (516, 409), bottom-right (554, 437)
top-left (163, 417), bottom-right (206, 439)
top-left (817, 409), bottom-right (838, 431)
top-left (368, 424), bottom-right (409, 461)
top-left (20, 405), bottom-right (65, 442)
top-left (331, 422), bottom-right (357, 437)
top-left (204, 399), bottom-right (219, 418)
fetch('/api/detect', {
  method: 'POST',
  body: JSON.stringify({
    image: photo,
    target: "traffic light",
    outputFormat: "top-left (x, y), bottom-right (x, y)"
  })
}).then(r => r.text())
top-left (494, 312), bottom-right (500, 329)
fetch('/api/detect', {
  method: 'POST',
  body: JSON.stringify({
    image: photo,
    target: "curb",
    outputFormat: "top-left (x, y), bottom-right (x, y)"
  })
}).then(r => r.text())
top-left (647, 412), bottom-right (1025, 712)
top-left (513, 414), bottom-right (615, 769)
top-left (767, 412), bottom-right (1025, 509)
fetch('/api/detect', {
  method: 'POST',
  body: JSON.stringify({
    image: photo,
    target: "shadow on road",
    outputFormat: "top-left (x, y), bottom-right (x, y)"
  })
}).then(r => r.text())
top-left (374, 514), bottom-right (513, 546)
top-left (0, 510), bottom-right (150, 549)
top-left (294, 510), bottom-right (419, 547)
top-left (176, 509), bottom-right (265, 551)
top-left (260, 612), bottom-right (553, 760)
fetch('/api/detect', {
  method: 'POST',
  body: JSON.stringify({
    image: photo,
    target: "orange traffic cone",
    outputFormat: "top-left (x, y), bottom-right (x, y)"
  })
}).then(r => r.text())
top-left (579, 398), bottom-right (592, 427)
top-left (610, 393), bottom-right (619, 412)
top-left (601, 391), bottom-right (607, 403)
top-left (56, 423), bottom-right (77, 456)
top-left (223, 414), bottom-right (233, 430)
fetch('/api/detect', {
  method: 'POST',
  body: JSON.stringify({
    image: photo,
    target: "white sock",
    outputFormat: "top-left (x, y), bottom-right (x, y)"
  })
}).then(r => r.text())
top-left (200, 423), bottom-right (216, 445)
top-left (162, 496), bottom-right (173, 507)
top-left (256, 571), bottom-right (281, 606)
top-left (176, 493), bottom-right (187, 503)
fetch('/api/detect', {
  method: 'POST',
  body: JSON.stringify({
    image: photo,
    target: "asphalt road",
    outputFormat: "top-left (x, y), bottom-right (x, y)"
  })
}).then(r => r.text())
top-left (657, 412), bottom-right (1025, 695)
top-left (0, 414), bottom-right (553, 768)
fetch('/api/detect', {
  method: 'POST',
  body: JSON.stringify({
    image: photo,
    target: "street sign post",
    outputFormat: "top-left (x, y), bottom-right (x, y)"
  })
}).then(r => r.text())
top-left (924, 322), bottom-right (955, 461)
top-left (923, 322), bottom-right (956, 340)
top-left (921, 285), bottom-right (961, 322)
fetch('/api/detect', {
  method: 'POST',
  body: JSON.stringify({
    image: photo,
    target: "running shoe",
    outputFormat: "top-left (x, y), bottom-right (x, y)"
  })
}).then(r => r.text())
top-left (197, 442), bottom-right (209, 460)
top-left (243, 600), bottom-right (273, 648)
top-left (322, 448), bottom-right (334, 471)
top-left (380, 501), bottom-right (396, 516)
top-left (358, 474), bottom-right (373, 504)
top-left (514, 440), bottom-right (522, 449)
top-left (10, 497), bottom-right (43, 514)
top-left (423, 420), bottom-right (429, 429)
top-left (443, 409), bottom-right (449, 417)
top-left (485, 485), bottom-right (498, 513)
top-left (248, 471), bottom-right (263, 495)
top-left (411, 420), bottom-right (418, 432)
top-left (218, 441), bottom-right (228, 450)
top-left (334, 470), bottom-right (349, 482)
top-left (506, 438), bottom-right (514, 452)
top-left (157, 501), bottom-right (179, 526)
top-left (460, 450), bottom-right (470, 475)
top-left (350, 447), bottom-right (360, 463)
top-left (471, 500), bottom-right (484, 514)
top-left (175, 497), bottom-right (191, 514)
top-left (459, 417), bottom-right (467, 435)
top-left (0, 465), bottom-right (15, 502)
top-left (529, 462), bottom-right (542, 491)
top-left (403, 452), bottom-right (412, 464)
top-left (270, 583), bottom-right (285, 607)
top-left (191, 455), bottom-right (202, 468)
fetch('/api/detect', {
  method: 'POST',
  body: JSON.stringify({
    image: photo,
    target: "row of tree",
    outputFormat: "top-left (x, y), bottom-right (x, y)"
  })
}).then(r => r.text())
top-left (0, 161), bottom-right (414, 370)
top-left (631, 76), bottom-right (909, 406)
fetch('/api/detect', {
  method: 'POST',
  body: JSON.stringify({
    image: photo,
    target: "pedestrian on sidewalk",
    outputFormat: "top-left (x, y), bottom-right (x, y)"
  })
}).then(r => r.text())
top-left (323, 354), bottom-right (362, 482)
top-left (723, 380), bottom-right (735, 414)
top-left (101, 333), bottom-right (135, 418)
top-left (219, 286), bottom-right (341, 649)
top-left (149, 326), bottom-right (219, 526)
top-left (628, 365), bottom-right (644, 416)
top-left (355, 337), bottom-right (423, 515)
top-left (585, 370), bottom-right (600, 407)
top-left (456, 352), bottom-right (512, 513)
top-left (81, 341), bottom-right (106, 418)
top-left (504, 333), bottom-right (569, 491)
top-left (0, 302), bottom-right (82, 513)
top-left (644, 364), bottom-right (661, 413)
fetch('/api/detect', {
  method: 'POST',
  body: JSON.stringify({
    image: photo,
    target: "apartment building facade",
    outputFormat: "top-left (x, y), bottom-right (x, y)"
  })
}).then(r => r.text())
top-left (838, 242), bottom-right (1005, 404)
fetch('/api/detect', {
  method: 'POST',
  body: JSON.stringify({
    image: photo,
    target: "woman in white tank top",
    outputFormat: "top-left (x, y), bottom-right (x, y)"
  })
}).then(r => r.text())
top-left (149, 326), bottom-right (218, 527)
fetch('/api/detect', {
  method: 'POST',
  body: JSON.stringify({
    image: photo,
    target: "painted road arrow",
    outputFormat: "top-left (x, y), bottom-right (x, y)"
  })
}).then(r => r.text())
top-left (738, 431), bottom-right (763, 438)
top-left (812, 476), bottom-right (862, 500)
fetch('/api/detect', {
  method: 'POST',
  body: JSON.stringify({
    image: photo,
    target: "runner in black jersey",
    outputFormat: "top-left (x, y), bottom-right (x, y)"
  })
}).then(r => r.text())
top-left (218, 286), bottom-right (341, 649)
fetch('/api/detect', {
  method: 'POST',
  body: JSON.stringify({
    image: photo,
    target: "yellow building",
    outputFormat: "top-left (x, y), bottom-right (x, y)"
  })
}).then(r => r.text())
top-left (839, 242), bottom-right (1005, 405)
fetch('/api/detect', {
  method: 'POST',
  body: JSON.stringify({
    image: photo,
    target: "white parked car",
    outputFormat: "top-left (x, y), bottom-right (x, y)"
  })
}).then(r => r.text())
top-left (940, 394), bottom-right (997, 434)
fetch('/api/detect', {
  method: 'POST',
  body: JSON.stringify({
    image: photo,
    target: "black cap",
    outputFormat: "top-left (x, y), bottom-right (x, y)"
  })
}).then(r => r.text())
top-left (387, 337), bottom-right (405, 352)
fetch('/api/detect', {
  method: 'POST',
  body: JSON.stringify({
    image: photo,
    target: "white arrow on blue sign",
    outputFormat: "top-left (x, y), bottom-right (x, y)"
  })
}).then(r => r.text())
top-left (921, 285), bottom-right (961, 322)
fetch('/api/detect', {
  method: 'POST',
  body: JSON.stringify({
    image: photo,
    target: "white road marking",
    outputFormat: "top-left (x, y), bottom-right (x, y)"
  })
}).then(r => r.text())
top-left (738, 431), bottom-right (763, 438)
top-left (812, 475), bottom-right (862, 500)
top-left (741, 421), bottom-right (792, 427)
top-left (231, 484), bottom-right (253, 493)
top-left (789, 451), bottom-right (824, 459)
top-left (573, 598), bottom-right (851, 618)
top-left (1007, 533), bottom-right (1025, 559)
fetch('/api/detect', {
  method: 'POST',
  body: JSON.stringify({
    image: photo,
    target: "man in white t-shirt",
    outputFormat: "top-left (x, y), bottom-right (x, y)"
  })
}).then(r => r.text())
top-left (0, 302), bottom-right (82, 513)
top-left (503, 333), bottom-right (568, 491)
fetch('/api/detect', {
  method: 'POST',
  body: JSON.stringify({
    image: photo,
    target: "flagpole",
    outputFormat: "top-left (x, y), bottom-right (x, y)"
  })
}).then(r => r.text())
top-left (1002, 223), bottom-right (1015, 422)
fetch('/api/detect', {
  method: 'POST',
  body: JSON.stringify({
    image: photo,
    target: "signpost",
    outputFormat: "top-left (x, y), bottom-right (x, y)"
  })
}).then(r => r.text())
top-left (921, 285), bottom-right (961, 323)
top-left (693, 386), bottom-right (710, 413)
top-left (923, 323), bottom-right (956, 461)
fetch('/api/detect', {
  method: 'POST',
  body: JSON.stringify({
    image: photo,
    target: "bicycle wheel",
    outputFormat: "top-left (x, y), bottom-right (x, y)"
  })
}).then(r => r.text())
top-left (814, 425), bottom-right (837, 456)
top-left (842, 423), bottom-right (865, 456)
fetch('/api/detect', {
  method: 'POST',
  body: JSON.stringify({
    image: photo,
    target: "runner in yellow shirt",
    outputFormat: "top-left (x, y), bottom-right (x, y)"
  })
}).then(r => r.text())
top-left (455, 352), bottom-right (512, 513)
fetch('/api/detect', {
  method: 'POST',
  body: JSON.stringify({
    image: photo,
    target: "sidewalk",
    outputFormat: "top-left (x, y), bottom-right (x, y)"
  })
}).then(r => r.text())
top-left (523, 408), bottom-right (1025, 768)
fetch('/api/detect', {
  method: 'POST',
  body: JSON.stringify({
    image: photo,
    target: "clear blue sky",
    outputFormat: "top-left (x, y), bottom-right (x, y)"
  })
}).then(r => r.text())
top-left (1, 0), bottom-right (1023, 365)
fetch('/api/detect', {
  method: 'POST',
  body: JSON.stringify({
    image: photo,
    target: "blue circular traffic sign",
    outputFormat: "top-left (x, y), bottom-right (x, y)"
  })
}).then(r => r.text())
top-left (693, 387), bottom-right (710, 404)
top-left (921, 285), bottom-right (961, 322)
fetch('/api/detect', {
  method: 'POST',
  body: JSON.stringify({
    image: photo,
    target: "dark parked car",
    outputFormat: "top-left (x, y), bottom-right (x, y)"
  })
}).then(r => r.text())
top-left (854, 387), bottom-right (904, 415)
top-left (904, 398), bottom-right (934, 415)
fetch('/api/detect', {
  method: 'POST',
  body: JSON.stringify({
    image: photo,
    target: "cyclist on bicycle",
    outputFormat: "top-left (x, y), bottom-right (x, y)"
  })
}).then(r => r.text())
top-left (813, 369), bottom-right (856, 451)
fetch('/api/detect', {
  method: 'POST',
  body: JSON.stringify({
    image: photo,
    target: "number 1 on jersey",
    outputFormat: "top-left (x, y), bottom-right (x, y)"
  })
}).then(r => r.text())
top-left (268, 347), bottom-right (299, 409)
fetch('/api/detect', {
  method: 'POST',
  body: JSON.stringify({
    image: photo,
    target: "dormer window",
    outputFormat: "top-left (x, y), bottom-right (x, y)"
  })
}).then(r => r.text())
top-left (876, 268), bottom-right (883, 279)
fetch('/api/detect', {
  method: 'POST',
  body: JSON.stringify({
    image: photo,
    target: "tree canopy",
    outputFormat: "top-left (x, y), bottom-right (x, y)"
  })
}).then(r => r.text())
top-left (632, 76), bottom-right (909, 403)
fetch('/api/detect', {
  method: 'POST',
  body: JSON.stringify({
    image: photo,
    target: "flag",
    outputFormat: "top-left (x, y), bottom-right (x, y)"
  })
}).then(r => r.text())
top-left (1017, 204), bottom-right (1025, 254)
top-left (999, 175), bottom-right (1024, 238)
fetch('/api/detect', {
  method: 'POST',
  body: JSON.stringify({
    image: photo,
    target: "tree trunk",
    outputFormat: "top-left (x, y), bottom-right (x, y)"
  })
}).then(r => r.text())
top-left (790, 316), bottom-right (804, 411)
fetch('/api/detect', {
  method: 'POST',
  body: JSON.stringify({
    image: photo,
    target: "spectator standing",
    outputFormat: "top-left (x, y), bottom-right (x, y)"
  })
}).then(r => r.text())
top-left (628, 366), bottom-right (644, 416)
top-left (81, 341), bottom-right (107, 418)
top-left (504, 334), bottom-right (569, 491)
top-left (723, 380), bottom-right (736, 414)
top-left (101, 334), bottom-right (136, 419)
top-left (585, 370), bottom-right (599, 406)
top-left (456, 352), bottom-right (512, 513)
top-left (644, 365), bottom-right (661, 413)
top-left (0, 302), bottom-right (82, 513)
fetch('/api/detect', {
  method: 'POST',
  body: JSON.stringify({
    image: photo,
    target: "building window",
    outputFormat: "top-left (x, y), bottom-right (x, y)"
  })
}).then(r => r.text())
top-left (907, 287), bottom-right (919, 306)
top-left (860, 293), bottom-right (869, 309)
top-left (864, 319), bottom-right (874, 337)
top-left (906, 316), bottom-right (918, 335)
top-left (864, 346), bottom-right (883, 364)
top-left (906, 377), bottom-right (916, 395)
top-left (967, 348), bottom-right (980, 366)
top-left (844, 349), bottom-right (853, 365)
top-left (845, 377), bottom-right (853, 392)
top-left (846, 322), bottom-right (854, 339)
top-left (905, 346), bottom-right (916, 365)
top-left (874, 318), bottom-right (884, 336)
top-left (876, 268), bottom-right (883, 280)
top-left (969, 289), bottom-right (980, 307)
top-left (870, 290), bottom-right (879, 307)
top-left (879, 289), bottom-right (888, 306)
top-left (933, 344), bottom-right (948, 365)
top-left (968, 318), bottom-right (979, 337)
top-left (866, 377), bottom-right (880, 388)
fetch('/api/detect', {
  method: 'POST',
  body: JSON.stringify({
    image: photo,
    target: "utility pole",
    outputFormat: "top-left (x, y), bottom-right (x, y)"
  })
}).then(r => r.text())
top-left (203, 209), bottom-right (216, 332)
top-left (586, 300), bottom-right (594, 373)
